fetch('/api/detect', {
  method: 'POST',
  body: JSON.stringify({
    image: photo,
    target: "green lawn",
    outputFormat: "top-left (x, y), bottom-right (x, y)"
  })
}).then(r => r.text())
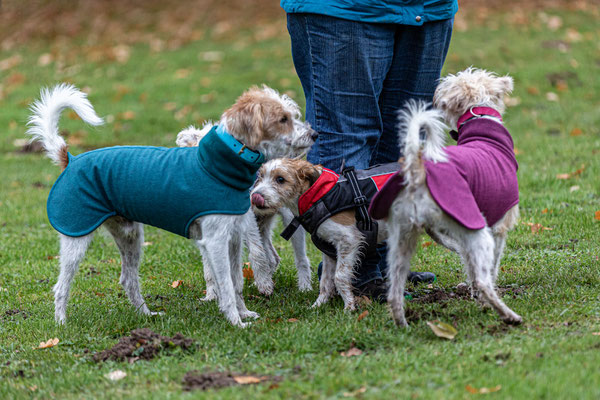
top-left (1, 4), bottom-right (599, 399)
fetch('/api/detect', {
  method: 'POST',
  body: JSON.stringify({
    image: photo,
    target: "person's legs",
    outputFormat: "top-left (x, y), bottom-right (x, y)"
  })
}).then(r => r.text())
top-left (288, 13), bottom-right (396, 286)
top-left (370, 18), bottom-right (454, 281)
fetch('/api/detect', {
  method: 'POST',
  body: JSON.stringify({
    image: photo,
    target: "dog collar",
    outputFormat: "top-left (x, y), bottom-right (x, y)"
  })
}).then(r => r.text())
top-left (215, 125), bottom-right (264, 164)
top-left (450, 107), bottom-right (503, 141)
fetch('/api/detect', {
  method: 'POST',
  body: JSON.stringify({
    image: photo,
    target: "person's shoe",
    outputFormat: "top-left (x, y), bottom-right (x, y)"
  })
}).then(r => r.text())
top-left (353, 279), bottom-right (412, 303)
top-left (407, 271), bottom-right (436, 285)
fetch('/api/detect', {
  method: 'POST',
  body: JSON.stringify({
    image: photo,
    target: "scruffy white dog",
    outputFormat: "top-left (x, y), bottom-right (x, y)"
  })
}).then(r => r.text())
top-left (27, 84), bottom-right (316, 327)
top-left (176, 122), bottom-right (314, 297)
top-left (371, 68), bottom-right (522, 326)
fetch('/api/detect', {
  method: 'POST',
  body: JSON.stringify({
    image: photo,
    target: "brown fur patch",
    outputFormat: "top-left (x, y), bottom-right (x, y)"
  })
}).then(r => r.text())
top-left (59, 145), bottom-right (69, 171)
top-left (330, 210), bottom-right (356, 226)
top-left (222, 87), bottom-right (293, 149)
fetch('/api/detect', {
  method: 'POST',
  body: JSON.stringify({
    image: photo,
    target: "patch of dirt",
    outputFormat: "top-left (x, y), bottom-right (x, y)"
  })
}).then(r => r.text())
top-left (1, 309), bottom-right (30, 320)
top-left (411, 287), bottom-right (471, 304)
top-left (93, 328), bottom-right (194, 362)
top-left (182, 370), bottom-right (281, 391)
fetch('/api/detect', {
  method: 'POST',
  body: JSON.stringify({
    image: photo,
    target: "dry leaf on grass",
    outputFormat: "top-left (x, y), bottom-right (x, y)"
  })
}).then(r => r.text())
top-left (105, 370), bottom-right (127, 381)
top-left (171, 280), bottom-right (183, 288)
top-left (36, 338), bottom-right (59, 349)
top-left (343, 386), bottom-right (367, 397)
top-left (556, 164), bottom-right (585, 180)
top-left (427, 321), bottom-right (457, 340)
top-left (465, 384), bottom-right (502, 394)
top-left (421, 241), bottom-right (433, 248)
top-left (287, 318), bottom-right (299, 323)
top-left (340, 346), bottom-right (363, 357)
top-left (357, 310), bottom-right (369, 322)
top-left (570, 128), bottom-right (582, 136)
top-left (243, 263), bottom-right (254, 280)
top-left (522, 222), bottom-right (553, 234)
top-left (591, 332), bottom-right (600, 336)
top-left (594, 211), bottom-right (600, 221)
top-left (233, 375), bottom-right (264, 384)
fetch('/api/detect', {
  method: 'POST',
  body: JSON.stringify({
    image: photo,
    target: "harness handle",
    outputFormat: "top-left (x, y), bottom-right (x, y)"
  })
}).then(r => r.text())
top-left (281, 217), bottom-right (301, 241)
top-left (342, 166), bottom-right (373, 232)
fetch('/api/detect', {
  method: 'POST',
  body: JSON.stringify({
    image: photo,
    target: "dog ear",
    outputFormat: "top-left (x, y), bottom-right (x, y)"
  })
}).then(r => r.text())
top-left (497, 75), bottom-right (514, 96)
top-left (298, 163), bottom-right (321, 187)
top-left (223, 91), bottom-right (264, 147)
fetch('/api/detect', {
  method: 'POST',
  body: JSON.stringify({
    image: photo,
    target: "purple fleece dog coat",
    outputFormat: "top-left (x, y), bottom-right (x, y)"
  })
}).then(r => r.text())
top-left (369, 113), bottom-right (519, 229)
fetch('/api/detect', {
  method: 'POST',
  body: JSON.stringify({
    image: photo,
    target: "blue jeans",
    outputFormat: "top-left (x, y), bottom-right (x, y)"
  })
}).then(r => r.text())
top-left (287, 13), bottom-right (453, 286)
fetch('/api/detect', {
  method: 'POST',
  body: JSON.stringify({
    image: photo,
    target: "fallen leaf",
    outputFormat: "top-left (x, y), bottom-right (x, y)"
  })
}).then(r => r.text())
top-left (555, 81), bottom-right (568, 92)
top-left (233, 375), bottom-right (264, 384)
top-left (592, 332), bottom-right (600, 336)
top-left (36, 338), bottom-right (59, 349)
top-left (546, 92), bottom-right (559, 102)
top-left (175, 68), bottom-right (191, 79)
top-left (38, 53), bottom-right (53, 66)
top-left (513, 147), bottom-right (522, 155)
top-left (569, 185), bottom-right (580, 192)
top-left (343, 386), bottom-right (367, 397)
top-left (340, 347), bottom-right (363, 357)
top-left (595, 211), bottom-right (600, 221)
top-left (119, 110), bottom-right (136, 120)
top-left (546, 15), bottom-right (562, 31)
top-left (171, 280), bottom-right (183, 288)
top-left (163, 102), bottom-right (177, 111)
top-left (426, 320), bottom-right (457, 340)
top-left (466, 384), bottom-right (501, 394)
top-left (556, 164), bottom-right (585, 180)
top-left (243, 264), bottom-right (254, 280)
top-left (504, 95), bottom-right (521, 107)
top-left (142, 241), bottom-right (153, 246)
top-left (0, 54), bottom-right (23, 71)
top-left (569, 128), bottom-right (582, 136)
top-left (541, 208), bottom-right (549, 214)
top-left (526, 86), bottom-right (540, 95)
top-left (523, 222), bottom-right (553, 234)
top-left (105, 370), bottom-right (127, 381)
top-left (287, 318), bottom-right (299, 323)
top-left (357, 310), bottom-right (369, 322)
top-left (421, 241), bottom-right (433, 248)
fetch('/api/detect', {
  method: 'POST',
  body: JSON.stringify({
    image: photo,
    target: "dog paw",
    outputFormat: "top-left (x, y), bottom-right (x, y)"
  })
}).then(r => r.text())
top-left (297, 281), bottom-right (312, 292)
top-left (200, 292), bottom-right (217, 302)
top-left (240, 310), bottom-right (260, 320)
top-left (254, 280), bottom-right (274, 296)
top-left (503, 313), bottom-right (523, 325)
top-left (311, 295), bottom-right (329, 308)
top-left (148, 311), bottom-right (164, 317)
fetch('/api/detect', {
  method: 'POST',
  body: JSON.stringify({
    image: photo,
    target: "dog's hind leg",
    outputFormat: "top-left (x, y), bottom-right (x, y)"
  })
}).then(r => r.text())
top-left (458, 228), bottom-right (522, 325)
top-left (104, 218), bottom-right (156, 316)
top-left (386, 224), bottom-right (420, 327)
top-left (280, 207), bottom-right (312, 291)
top-left (311, 254), bottom-right (336, 308)
top-left (245, 212), bottom-right (273, 296)
top-left (54, 233), bottom-right (94, 324)
top-left (490, 205), bottom-right (519, 285)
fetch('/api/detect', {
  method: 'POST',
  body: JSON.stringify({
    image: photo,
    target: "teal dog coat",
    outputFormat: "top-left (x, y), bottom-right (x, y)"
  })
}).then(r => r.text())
top-left (47, 126), bottom-right (264, 238)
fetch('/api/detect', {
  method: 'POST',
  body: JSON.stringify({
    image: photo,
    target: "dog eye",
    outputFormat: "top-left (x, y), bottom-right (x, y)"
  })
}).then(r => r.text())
top-left (276, 176), bottom-right (286, 184)
top-left (279, 116), bottom-right (288, 124)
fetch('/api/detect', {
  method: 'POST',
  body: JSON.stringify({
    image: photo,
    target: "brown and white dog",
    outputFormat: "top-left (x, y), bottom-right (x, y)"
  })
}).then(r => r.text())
top-left (27, 84), bottom-right (316, 327)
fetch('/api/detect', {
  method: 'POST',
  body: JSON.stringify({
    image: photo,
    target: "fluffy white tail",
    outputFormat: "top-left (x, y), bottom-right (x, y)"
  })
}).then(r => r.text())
top-left (26, 84), bottom-right (104, 166)
top-left (175, 121), bottom-right (215, 147)
top-left (398, 100), bottom-right (448, 185)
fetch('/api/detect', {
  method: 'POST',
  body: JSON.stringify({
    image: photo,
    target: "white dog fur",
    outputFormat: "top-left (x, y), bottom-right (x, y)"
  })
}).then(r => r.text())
top-left (27, 84), bottom-right (316, 327)
top-left (383, 68), bottom-right (522, 327)
top-left (176, 123), bottom-right (313, 296)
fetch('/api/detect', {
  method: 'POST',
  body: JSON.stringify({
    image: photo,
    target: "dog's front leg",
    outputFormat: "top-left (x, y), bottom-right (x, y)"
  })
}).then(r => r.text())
top-left (229, 229), bottom-right (259, 320)
top-left (311, 254), bottom-right (336, 308)
top-left (386, 224), bottom-right (420, 327)
top-left (245, 212), bottom-right (274, 296)
top-left (194, 240), bottom-right (217, 302)
top-left (280, 207), bottom-right (312, 291)
top-left (192, 217), bottom-right (246, 327)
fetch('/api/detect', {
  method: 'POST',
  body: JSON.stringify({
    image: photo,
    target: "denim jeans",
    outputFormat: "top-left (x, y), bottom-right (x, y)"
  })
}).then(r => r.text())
top-left (287, 13), bottom-right (453, 286)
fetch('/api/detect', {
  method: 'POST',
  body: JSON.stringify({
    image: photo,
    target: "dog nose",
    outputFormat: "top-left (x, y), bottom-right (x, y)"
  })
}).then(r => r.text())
top-left (310, 129), bottom-right (319, 141)
top-left (251, 193), bottom-right (265, 208)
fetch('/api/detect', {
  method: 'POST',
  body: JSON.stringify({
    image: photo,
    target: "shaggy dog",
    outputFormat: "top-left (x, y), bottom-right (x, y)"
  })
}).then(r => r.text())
top-left (27, 84), bottom-right (316, 327)
top-left (175, 122), bottom-right (314, 297)
top-left (371, 68), bottom-right (522, 326)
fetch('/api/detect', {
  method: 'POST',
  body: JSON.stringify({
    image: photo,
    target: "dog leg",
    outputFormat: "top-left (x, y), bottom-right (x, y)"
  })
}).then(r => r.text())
top-left (387, 225), bottom-right (420, 327)
top-left (104, 219), bottom-right (157, 316)
top-left (245, 212), bottom-right (273, 296)
top-left (280, 207), bottom-right (312, 291)
top-left (195, 241), bottom-right (217, 302)
top-left (491, 233), bottom-right (507, 285)
top-left (458, 229), bottom-right (522, 325)
top-left (54, 233), bottom-right (94, 324)
top-left (312, 254), bottom-right (336, 308)
top-left (230, 229), bottom-right (259, 320)
top-left (334, 241), bottom-right (363, 311)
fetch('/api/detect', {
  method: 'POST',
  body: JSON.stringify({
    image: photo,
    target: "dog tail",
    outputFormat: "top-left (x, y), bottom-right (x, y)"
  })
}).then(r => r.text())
top-left (26, 84), bottom-right (104, 169)
top-left (398, 100), bottom-right (448, 185)
top-left (175, 121), bottom-right (215, 147)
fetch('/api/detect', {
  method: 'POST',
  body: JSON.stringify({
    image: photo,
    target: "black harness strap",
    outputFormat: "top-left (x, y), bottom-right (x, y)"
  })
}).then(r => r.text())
top-left (281, 216), bottom-right (301, 240)
top-left (342, 166), bottom-right (373, 231)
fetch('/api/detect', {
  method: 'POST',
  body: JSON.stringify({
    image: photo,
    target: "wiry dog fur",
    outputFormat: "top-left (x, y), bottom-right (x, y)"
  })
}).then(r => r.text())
top-left (27, 84), bottom-right (316, 327)
top-left (383, 68), bottom-right (521, 327)
top-left (175, 117), bottom-right (314, 297)
top-left (250, 158), bottom-right (388, 311)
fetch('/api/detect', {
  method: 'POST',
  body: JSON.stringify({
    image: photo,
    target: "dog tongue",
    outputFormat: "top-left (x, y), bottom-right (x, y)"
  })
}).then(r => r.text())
top-left (251, 193), bottom-right (265, 208)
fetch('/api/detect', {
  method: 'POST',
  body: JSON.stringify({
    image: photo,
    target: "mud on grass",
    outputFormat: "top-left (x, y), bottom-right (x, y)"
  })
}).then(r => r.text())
top-left (182, 371), bottom-right (282, 392)
top-left (93, 328), bottom-right (195, 362)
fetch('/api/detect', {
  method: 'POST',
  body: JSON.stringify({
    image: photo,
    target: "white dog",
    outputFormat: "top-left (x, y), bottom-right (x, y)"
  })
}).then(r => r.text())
top-left (176, 123), bottom-right (314, 297)
top-left (27, 84), bottom-right (316, 327)
top-left (373, 68), bottom-right (522, 326)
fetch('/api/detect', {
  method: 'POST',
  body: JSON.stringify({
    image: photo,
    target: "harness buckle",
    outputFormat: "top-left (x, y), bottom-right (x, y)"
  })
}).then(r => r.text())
top-left (353, 195), bottom-right (367, 206)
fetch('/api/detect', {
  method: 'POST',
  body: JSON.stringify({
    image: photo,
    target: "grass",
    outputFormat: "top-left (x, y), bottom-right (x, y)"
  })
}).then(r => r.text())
top-left (1, 4), bottom-right (600, 399)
